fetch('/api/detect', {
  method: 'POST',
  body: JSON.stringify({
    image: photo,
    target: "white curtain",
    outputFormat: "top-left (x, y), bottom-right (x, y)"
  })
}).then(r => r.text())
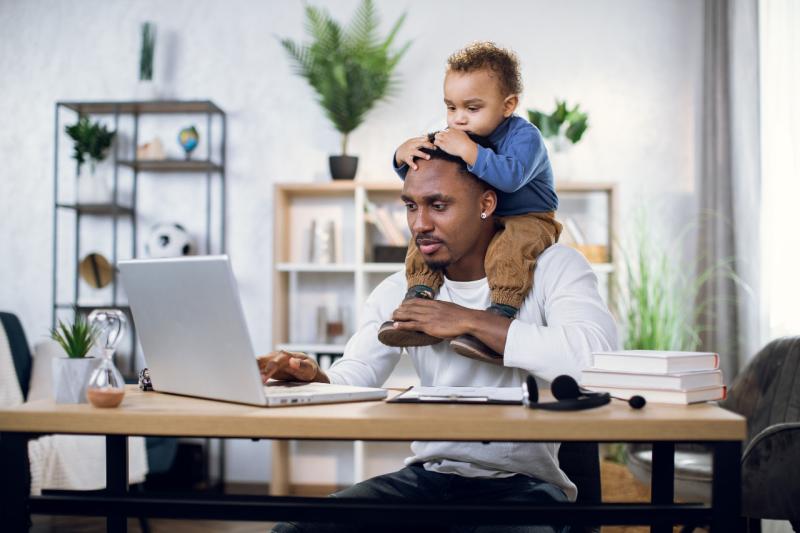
top-left (760, 0), bottom-right (800, 343)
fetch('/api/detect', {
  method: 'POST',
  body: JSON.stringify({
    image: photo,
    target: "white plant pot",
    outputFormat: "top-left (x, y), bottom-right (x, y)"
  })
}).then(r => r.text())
top-left (135, 79), bottom-right (159, 100)
top-left (77, 170), bottom-right (112, 205)
top-left (51, 357), bottom-right (102, 404)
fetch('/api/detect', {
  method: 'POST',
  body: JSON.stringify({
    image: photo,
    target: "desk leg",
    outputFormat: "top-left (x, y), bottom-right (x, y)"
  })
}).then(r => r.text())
top-left (710, 441), bottom-right (741, 532)
top-left (0, 432), bottom-right (31, 532)
top-left (651, 442), bottom-right (674, 533)
top-left (271, 439), bottom-right (291, 496)
top-left (106, 435), bottom-right (129, 533)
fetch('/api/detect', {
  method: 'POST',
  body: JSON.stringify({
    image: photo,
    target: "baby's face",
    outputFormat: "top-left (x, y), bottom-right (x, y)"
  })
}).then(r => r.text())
top-left (444, 69), bottom-right (515, 137)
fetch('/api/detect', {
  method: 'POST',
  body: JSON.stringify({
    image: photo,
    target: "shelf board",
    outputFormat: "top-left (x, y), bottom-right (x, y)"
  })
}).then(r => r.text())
top-left (56, 304), bottom-right (131, 313)
top-left (276, 343), bottom-right (345, 354)
top-left (56, 202), bottom-right (134, 216)
top-left (59, 100), bottom-right (224, 115)
top-left (590, 263), bottom-right (615, 273)
top-left (276, 263), bottom-right (356, 273)
top-left (276, 181), bottom-right (402, 195)
top-left (117, 159), bottom-right (223, 173)
top-left (362, 262), bottom-right (404, 273)
top-left (557, 182), bottom-right (617, 193)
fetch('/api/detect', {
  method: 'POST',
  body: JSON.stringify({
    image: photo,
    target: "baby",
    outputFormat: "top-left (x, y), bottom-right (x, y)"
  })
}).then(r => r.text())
top-left (379, 41), bottom-right (562, 363)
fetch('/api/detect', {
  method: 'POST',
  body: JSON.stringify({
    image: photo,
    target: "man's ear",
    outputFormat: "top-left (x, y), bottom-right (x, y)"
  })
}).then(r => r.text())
top-left (503, 94), bottom-right (519, 117)
top-left (480, 189), bottom-right (498, 218)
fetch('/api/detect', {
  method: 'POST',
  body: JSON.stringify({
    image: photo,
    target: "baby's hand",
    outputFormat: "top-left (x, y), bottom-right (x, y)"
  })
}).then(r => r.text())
top-left (395, 136), bottom-right (436, 171)
top-left (433, 129), bottom-right (478, 166)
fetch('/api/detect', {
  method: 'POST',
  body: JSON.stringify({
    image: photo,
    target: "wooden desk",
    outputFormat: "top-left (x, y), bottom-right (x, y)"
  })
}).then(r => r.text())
top-left (0, 386), bottom-right (746, 532)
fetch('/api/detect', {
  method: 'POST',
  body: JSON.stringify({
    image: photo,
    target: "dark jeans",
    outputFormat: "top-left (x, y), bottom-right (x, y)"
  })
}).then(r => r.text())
top-left (271, 463), bottom-right (569, 533)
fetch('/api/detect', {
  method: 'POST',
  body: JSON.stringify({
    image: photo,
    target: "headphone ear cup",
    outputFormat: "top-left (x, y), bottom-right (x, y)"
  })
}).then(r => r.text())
top-left (551, 375), bottom-right (581, 400)
top-left (525, 375), bottom-right (539, 404)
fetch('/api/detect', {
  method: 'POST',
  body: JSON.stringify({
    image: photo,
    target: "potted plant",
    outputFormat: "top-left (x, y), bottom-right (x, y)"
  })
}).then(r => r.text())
top-left (49, 314), bottom-right (102, 404)
top-left (280, 0), bottom-right (410, 180)
top-left (65, 116), bottom-right (116, 203)
top-left (528, 99), bottom-right (589, 153)
top-left (137, 21), bottom-right (157, 99)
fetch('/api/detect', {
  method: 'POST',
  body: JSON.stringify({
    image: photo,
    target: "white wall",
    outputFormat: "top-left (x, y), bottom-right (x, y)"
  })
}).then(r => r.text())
top-left (0, 0), bottom-right (703, 484)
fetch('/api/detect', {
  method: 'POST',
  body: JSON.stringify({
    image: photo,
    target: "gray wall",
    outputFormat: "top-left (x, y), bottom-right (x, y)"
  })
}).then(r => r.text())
top-left (0, 0), bottom-right (703, 484)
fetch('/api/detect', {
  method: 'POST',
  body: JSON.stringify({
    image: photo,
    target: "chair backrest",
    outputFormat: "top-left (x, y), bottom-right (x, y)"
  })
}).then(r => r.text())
top-left (721, 336), bottom-right (800, 521)
top-left (0, 312), bottom-right (32, 401)
top-left (720, 335), bottom-right (800, 445)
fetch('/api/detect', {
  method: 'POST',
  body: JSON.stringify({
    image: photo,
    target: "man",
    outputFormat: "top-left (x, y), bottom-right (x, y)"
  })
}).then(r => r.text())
top-left (260, 148), bottom-right (618, 533)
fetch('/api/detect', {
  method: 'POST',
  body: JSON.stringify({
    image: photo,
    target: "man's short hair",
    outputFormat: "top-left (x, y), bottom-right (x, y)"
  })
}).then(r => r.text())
top-left (447, 41), bottom-right (523, 97)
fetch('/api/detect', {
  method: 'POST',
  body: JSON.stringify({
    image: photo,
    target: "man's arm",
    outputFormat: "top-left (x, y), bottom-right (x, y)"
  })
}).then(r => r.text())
top-left (502, 247), bottom-right (619, 381)
top-left (389, 300), bottom-right (511, 355)
top-left (390, 247), bottom-right (618, 380)
top-left (323, 275), bottom-right (406, 388)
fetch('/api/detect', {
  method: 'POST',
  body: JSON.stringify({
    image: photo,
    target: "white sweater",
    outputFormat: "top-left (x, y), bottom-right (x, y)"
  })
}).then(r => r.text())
top-left (326, 244), bottom-right (619, 501)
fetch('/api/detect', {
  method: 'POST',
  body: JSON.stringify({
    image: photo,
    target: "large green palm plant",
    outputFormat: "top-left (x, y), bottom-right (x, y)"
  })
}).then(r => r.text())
top-left (280, 0), bottom-right (410, 155)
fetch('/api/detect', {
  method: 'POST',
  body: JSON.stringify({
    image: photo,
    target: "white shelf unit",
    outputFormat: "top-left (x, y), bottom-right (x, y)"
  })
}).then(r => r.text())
top-left (271, 179), bottom-right (618, 495)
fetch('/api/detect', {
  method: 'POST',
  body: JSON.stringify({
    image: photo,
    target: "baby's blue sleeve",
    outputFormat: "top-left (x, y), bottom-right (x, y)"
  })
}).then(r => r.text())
top-left (467, 126), bottom-right (548, 193)
top-left (392, 152), bottom-right (408, 180)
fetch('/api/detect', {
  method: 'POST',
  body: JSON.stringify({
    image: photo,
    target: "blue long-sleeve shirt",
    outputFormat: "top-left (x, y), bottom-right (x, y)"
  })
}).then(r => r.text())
top-left (393, 115), bottom-right (557, 216)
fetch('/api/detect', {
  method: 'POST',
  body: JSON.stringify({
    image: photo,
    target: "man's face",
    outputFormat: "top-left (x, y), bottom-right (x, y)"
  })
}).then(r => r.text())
top-left (401, 158), bottom-right (486, 274)
top-left (444, 68), bottom-right (514, 137)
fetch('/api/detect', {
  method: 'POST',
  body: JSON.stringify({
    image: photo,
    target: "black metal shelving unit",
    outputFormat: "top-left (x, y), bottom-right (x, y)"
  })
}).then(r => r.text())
top-left (51, 100), bottom-right (227, 376)
top-left (52, 100), bottom-right (228, 492)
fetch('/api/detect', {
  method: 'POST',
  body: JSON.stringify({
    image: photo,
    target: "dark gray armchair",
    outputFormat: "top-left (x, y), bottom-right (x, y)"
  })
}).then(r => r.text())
top-left (626, 336), bottom-right (800, 532)
top-left (722, 336), bottom-right (800, 531)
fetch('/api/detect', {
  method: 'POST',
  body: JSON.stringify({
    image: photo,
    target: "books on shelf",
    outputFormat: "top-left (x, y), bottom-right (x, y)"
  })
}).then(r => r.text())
top-left (583, 350), bottom-right (725, 404)
top-left (583, 384), bottom-right (727, 405)
top-left (591, 350), bottom-right (719, 374)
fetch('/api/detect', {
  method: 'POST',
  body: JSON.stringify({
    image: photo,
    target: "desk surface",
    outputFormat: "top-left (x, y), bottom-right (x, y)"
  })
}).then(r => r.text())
top-left (0, 386), bottom-right (745, 441)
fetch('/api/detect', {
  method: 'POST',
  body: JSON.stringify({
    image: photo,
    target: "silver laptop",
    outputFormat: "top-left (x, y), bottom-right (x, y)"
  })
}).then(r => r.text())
top-left (118, 255), bottom-right (386, 406)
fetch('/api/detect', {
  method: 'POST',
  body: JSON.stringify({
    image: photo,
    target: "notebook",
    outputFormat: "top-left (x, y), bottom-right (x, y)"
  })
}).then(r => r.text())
top-left (118, 255), bottom-right (386, 406)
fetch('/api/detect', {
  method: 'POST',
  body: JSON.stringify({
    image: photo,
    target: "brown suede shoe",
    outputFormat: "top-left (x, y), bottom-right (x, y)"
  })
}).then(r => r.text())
top-left (377, 286), bottom-right (443, 347)
top-left (449, 304), bottom-right (517, 364)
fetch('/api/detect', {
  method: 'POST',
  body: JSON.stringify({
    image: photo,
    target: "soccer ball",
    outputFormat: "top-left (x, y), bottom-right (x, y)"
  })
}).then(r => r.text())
top-left (145, 223), bottom-right (195, 258)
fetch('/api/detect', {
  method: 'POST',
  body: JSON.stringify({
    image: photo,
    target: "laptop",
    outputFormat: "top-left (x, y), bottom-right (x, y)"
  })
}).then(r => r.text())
top-left (118, 255), bottom-right (387, 406)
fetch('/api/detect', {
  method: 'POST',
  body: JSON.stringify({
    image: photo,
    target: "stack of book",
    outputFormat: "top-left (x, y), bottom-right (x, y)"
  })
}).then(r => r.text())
top-left (581, 350), bottom-right (726, 404)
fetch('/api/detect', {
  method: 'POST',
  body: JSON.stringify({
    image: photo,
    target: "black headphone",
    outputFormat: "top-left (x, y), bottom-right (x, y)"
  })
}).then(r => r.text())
top-left (523, 374), bottom-right (646, 411)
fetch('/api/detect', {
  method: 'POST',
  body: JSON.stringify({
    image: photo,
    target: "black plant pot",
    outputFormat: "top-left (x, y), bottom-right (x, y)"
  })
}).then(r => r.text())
top-left (329, 155), bottom-right (359, 180)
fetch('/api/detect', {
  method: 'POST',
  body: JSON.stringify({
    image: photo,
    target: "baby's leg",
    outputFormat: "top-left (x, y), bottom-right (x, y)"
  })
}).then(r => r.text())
top-left (450, 213), bottom-right (562, 363)
top-left (404, 238), bottom-right (444, 295)
top-left (377, 240), bottom-right (444, 347)
top-left (486, 212), bottom-right (562, 310)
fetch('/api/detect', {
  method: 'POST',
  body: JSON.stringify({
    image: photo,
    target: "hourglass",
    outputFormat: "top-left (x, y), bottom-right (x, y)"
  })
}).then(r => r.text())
top-left (86, 309), bottom-right (127, 408)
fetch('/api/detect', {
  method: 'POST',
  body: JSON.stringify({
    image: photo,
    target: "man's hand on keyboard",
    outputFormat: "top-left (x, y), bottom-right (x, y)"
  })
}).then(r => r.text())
top-left (257, 351), bottom-right (330, 384)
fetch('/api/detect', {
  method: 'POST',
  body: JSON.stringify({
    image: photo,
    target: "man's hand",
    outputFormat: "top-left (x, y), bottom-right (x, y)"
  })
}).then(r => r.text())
top-left (257, 351), bottom-right (329, 384)
top-left (395, 136), bottom-right (436, 171)
top-left (433, 129), bottom-right (478, 166)
top-left (390, 299), bottom-right (481, 340)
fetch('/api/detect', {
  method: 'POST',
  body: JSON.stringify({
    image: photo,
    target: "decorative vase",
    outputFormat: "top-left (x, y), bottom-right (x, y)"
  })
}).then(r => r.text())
top-left (76, 167), bottom-right (112, 205)
top-left (329, 155), bottom-right (358, 180)
top-left (51, 357), bottom-right (102, 404)
top-left (134, 79), bottom-right (159, 101)
top-left (545, 138), bottom-right (575, 181)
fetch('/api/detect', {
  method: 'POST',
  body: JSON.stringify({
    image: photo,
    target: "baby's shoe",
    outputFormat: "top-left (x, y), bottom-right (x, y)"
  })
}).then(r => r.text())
top-left (449, 304), bottom-right (517, 364)
top-left (377, 285), bottom-right (443, 347)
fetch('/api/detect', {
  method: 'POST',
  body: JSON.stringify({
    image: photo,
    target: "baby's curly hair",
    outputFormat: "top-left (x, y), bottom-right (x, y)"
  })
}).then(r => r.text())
top-left (447, 41), bottom-right (523, 97)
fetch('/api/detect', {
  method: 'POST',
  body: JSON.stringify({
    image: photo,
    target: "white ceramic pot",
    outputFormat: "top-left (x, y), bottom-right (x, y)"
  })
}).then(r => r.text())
top-left (77, 169), bottom-right (112, 205)
top-left (51, 357), bottom-right (103, 404)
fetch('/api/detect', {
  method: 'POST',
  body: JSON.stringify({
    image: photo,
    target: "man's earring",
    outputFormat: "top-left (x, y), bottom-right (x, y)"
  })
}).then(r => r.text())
top-left (480, 212), bottom-right (487, 220)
